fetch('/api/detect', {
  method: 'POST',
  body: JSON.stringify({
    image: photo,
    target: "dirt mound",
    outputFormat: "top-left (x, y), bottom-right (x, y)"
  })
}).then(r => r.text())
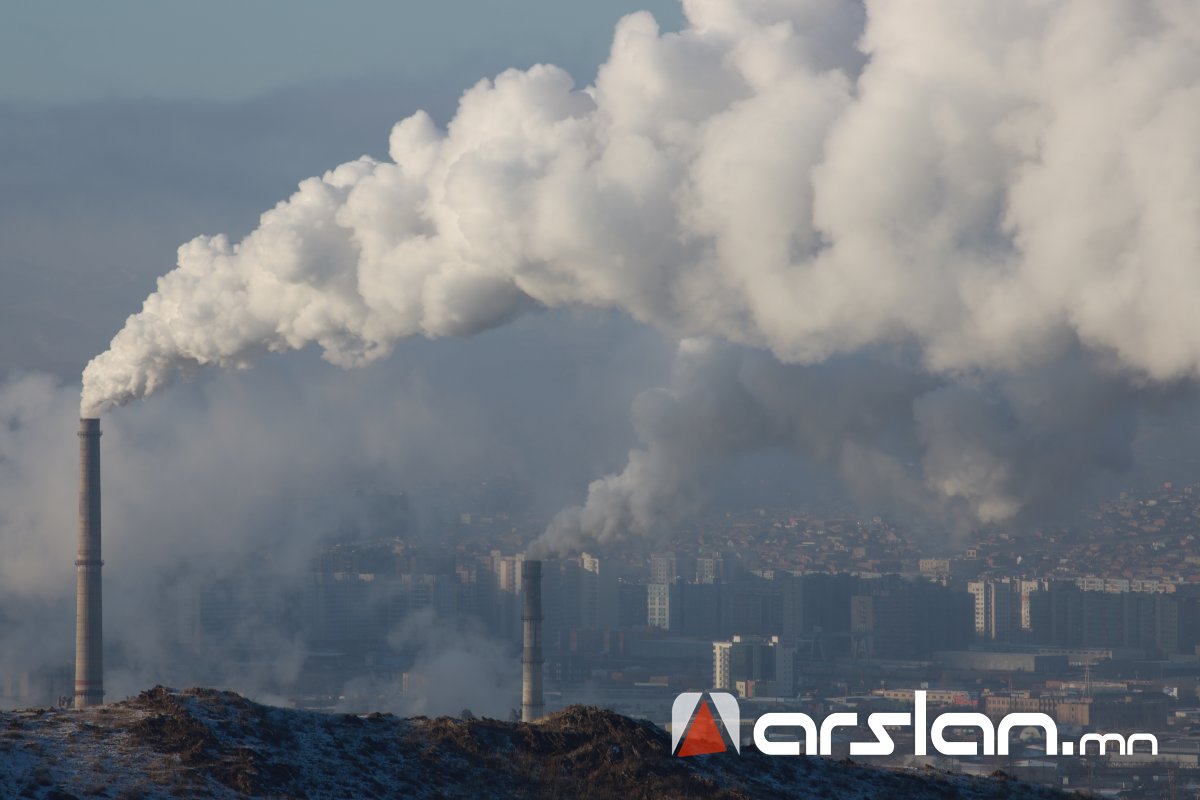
top-left (0, 688), bottom-right (1072, 799)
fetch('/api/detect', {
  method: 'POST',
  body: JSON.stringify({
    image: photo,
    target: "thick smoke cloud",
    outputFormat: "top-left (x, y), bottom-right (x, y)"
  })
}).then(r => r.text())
top-left (80, 1), bottom-right (1200, 548)
top-left (533, 340), bottom-right (1167, 555)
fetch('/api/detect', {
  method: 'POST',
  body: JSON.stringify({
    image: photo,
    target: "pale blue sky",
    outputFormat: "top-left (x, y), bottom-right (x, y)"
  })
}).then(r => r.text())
top-left (0, 0), bottom-right (684, 375)
top-left (0, 1), bottom-right (684, 104)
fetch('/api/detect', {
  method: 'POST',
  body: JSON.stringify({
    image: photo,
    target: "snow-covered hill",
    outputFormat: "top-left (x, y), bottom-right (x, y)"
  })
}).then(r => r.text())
top-left (0, 687), bottom-right (1070, 799)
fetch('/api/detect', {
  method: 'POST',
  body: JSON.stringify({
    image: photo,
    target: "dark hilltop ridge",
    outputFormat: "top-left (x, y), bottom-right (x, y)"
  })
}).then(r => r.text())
top-left (0, 686), bottom-right (1070, 799)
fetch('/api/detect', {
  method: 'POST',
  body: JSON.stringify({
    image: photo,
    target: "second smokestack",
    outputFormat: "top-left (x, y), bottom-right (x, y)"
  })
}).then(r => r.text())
top-left (521, 559), bottom-right (543, 723)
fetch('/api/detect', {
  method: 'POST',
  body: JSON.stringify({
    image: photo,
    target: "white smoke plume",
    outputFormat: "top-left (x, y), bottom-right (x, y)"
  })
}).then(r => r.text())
top-left (532, 339), bottom-right (1166, 555)
top-left (80, 1), bottom-right (1200, 544)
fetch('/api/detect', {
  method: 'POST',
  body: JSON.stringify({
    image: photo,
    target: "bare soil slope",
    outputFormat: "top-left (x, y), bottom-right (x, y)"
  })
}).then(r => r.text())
top-left (0, 687), bottom-right (1071, 799)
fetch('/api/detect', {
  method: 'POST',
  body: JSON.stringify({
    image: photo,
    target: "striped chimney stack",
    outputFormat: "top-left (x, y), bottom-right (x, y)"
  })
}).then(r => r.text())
top-left (521, 559), bottom-right (543, 722)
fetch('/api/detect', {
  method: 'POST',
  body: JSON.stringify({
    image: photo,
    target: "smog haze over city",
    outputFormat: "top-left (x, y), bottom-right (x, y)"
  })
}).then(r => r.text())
top-left (4, 1), bottom-right (1200, 796)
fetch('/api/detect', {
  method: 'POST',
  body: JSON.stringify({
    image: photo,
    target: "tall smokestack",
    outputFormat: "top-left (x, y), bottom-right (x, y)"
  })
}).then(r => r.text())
top-left (74, 418), bottom-right (103, 709)
top-left (521, 559), bottom-right (543, 723)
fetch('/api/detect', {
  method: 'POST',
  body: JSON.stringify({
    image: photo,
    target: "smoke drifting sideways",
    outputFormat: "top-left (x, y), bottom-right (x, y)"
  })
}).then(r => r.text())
top-left (533, 339), bottom-right (1183, 555)
top-left (81, 0), bottom-right (1200, 558)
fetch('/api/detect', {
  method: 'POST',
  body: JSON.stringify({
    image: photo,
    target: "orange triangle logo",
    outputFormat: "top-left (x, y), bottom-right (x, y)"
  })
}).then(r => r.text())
top-left (677, 700), bottom-right (727, 756)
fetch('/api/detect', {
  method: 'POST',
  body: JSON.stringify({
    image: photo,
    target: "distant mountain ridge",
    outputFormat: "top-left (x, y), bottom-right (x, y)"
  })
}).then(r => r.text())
top-left (0, 686), bottom-right (1071, 799)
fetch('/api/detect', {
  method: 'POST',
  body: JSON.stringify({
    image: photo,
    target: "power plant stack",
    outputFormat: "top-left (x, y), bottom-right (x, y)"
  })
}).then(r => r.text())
top-left (74, 418), bottom-right (104, 708)
top-left (521, 559), bottom-right (543, 723)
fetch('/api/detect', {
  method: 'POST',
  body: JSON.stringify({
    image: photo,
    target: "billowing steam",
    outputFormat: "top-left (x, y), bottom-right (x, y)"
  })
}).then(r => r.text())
top-left (82, 1), bottom-right (1200, 548)
top-left (531, 339), bottom-right (1161, 555)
